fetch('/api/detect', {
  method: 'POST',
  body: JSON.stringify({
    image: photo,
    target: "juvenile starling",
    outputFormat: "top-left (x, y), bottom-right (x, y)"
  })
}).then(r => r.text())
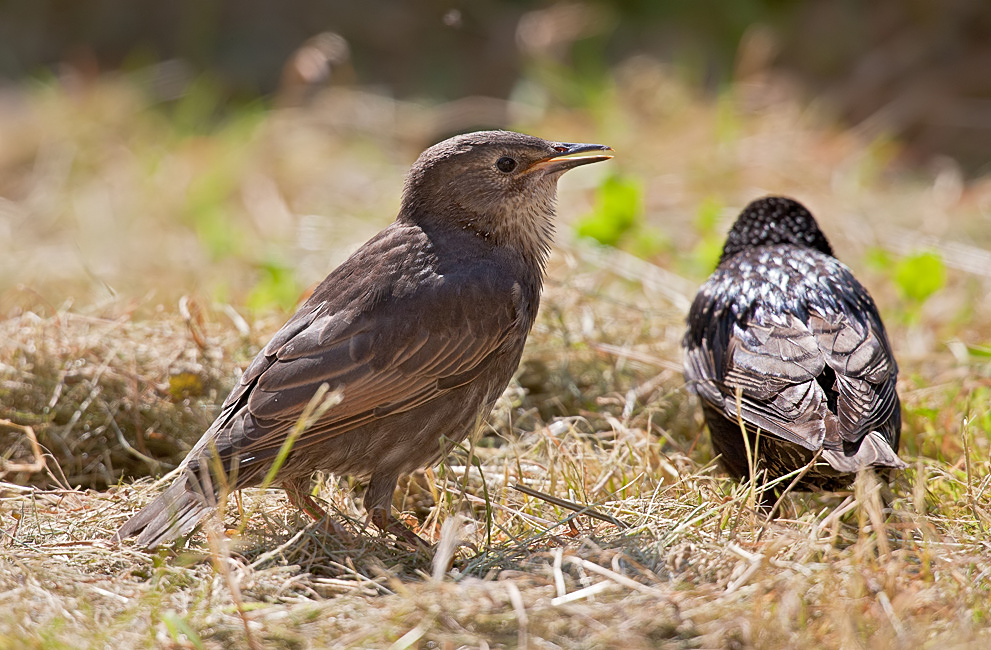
top-left (683, 196), bottom-right (906, 494)
top-left (117, 131), bottom-right (612, 548)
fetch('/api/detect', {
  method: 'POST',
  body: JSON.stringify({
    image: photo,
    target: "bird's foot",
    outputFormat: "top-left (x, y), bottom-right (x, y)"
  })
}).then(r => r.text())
top-left (369, 508), bottom-right (432, 551)
top-left (283, 481), bottom-right (355, 541)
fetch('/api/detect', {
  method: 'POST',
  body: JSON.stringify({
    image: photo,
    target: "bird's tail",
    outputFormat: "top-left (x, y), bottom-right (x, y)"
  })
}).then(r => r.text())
top-left (115, 474), bottom-right (212, 549)
top-left (822, 430), bottom-right (908, 473)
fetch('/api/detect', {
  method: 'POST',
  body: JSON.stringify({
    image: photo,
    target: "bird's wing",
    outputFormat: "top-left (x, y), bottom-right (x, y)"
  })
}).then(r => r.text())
top-left (808, 284), bottom-right (900, 446)
top-left (194, 261), bottom-right (521, 476)
top-left (706, 310), bottom-right (830, 450)
top-left (685, 267), bottom-right (899, 453)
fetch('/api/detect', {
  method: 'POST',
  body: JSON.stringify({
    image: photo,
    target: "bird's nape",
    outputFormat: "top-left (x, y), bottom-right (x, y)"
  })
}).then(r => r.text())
top-left (718, 195), bottom-right (834, 265)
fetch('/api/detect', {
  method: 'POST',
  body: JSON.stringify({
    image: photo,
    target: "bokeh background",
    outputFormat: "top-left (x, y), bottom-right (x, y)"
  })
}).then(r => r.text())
top-left (3, 0), bottom-right (991, 305)
top-left (3, 0), bottom-right (991, 304)
top-left (4, 0), bottom-right (991, 169)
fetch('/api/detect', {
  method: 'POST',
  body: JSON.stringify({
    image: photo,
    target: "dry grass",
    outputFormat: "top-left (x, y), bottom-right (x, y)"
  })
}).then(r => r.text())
top-left (2, 64), bottom-right (991, 648)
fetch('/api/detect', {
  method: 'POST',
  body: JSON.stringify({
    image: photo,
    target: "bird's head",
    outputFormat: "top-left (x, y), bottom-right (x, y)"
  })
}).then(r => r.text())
top-left (719, 196), bottom-right (834, 266)
top-left (401, 130), bottom-right (612, 262)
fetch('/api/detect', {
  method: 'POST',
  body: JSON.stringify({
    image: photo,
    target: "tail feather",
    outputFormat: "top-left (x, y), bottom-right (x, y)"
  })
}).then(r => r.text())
top-left (822, 431), bottom-right (907, 473)
top-left (115, 476), bottom-right (212, 549)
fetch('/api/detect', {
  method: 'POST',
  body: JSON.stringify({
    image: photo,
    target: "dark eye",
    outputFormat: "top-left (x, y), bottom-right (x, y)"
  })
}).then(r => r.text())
top-left (496, 156), bottom-right (517, 173)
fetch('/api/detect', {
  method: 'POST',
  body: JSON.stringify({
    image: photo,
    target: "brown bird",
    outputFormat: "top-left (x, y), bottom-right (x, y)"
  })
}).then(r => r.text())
top-left (683, 197), bottom-right (906, 497)
top-left (116, 130), bottom-right (612, 548)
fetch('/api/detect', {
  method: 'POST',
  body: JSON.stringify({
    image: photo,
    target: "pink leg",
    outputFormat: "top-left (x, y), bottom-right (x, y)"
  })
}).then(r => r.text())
top-left (283, 477), bottom-right (353, 540)
top-left (364, 471), bottom-right (432, 549)
top-left (369, 507), bottom-right (432, 550)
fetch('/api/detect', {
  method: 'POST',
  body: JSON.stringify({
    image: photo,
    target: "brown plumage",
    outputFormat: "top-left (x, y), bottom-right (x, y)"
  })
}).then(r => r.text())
top-left (116, 131), bottom-right (612, 548)
top-left (683, 196), bottom-right (906, 495)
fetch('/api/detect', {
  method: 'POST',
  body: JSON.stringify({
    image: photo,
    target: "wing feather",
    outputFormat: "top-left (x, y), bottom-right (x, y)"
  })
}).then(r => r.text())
top-left (684, 251), bottom-right (899, 457)
top-left (185, 224), bottom-right (525, 481)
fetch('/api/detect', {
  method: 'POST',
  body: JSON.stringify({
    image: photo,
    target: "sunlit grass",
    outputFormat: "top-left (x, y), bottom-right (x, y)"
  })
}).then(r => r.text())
top-left (1, 65), bottom-right (990, 647)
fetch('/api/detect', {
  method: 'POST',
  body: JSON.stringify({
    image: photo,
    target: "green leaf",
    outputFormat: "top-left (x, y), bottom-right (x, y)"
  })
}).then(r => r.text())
top-left (630, 226), bottom-right (670, 258)
top-left (863, 246), bottom-right (893, 272)
top-left (247, 259), bottom-right (301, 313)
top-left (894, 251), bottom-right (947, 304)
top-left (574, 174), bottom-right (643, 247)
top-left (161, 612), bottom-right (205, 650)
top-left (689, 236), bottom-right (724, 276)
top-left (694, 196), bottom-right (723, 235)
top-left (965, 343), bottom-right (991, 359)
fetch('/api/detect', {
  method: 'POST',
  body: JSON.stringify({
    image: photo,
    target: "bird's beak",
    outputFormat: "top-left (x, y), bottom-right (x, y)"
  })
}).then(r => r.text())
top-left (528, 142), bottom-right (614, 175)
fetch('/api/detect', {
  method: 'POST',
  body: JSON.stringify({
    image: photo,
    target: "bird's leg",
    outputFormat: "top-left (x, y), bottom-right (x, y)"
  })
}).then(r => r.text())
top-left (282, 476), bottom-right (353, 539)
top-left (369, 507), bottom-right (432, 549)
top-left (365, 471), bottom-right (432, 549)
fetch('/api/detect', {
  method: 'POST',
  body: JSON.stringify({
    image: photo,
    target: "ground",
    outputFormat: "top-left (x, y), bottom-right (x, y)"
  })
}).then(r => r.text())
top-left (1, 66), bottom-right (990, 648)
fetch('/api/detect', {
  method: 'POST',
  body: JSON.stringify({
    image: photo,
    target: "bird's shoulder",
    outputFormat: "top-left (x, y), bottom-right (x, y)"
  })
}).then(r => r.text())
top-left (265, 221), bottom-right (525, 353)
top-left (686, 244), bottom-right (883, 343)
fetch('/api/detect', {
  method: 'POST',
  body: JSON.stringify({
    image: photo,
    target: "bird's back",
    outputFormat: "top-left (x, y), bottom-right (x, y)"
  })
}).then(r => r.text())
top-left (187, 220), bottom-right (540, 487)
top-left (684, 243), bottom-right (905, 488)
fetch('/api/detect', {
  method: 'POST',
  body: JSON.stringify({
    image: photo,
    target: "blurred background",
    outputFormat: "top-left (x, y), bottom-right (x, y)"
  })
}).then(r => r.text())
top-left (2, 0), bottom-right (990, 307)
top-left (3, 0), bottom-right (990, 168)
top-left (2, 0), bottom-right (990, 487)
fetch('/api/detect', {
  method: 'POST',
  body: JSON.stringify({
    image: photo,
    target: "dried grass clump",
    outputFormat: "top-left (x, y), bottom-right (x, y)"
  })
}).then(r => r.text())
top-left (2, 439), bottom-right (989, 648)
top-left (0, 302), bottom-right (251, 488)
top-left (1, 216), bottom-right (988, 648)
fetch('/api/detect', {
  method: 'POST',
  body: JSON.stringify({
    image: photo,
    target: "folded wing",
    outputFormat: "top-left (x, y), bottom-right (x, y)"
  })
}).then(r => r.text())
top-left (685, 262), bottom-right (900, 462)
top-left (185, 252), bottom-right (521, 485)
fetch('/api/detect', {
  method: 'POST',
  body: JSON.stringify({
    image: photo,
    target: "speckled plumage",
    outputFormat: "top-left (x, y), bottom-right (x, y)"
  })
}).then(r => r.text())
top-left (116, 131), bottom-right (611, 548)
top-left (683, 196), bottom-right (906, 493)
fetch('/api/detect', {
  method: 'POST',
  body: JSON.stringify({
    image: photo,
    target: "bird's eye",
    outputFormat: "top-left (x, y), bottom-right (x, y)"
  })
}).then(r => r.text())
top-left (496, 156), bottom-right (517, 173)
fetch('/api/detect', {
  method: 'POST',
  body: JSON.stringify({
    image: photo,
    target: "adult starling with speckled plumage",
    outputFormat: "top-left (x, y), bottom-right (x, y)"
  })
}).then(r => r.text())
top-left (683, 196), bottom-right (906, 495)
top-left (116, 131), bottom-right (612, 549)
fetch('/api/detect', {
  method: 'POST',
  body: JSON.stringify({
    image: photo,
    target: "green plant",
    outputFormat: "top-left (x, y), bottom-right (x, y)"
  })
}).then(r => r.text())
top-left (894, 251), bottom-right (947, 304)
top-left (246, 258), bottom-right (301, 313)
top-left (866, 248), bottom-right (947, 323)
top-left (681, 196), bottom-right (725, 278)
top-left (574, 174), bottom-right (666, 257)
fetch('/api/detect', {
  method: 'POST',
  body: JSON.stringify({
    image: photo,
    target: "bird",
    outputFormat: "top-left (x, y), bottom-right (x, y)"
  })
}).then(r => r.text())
top-left (682, 196), bottom-right (906, 497)
top-left (116, 130), bottom-right (612, 549)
